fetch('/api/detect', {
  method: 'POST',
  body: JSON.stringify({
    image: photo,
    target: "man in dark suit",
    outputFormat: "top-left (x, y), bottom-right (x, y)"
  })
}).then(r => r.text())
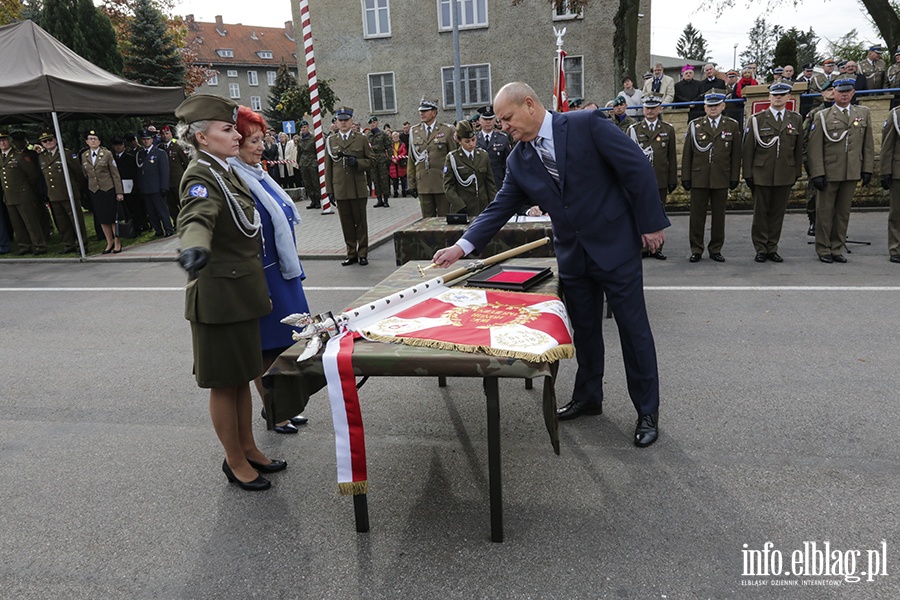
top-left (433, 82), bottom-right (670, 447)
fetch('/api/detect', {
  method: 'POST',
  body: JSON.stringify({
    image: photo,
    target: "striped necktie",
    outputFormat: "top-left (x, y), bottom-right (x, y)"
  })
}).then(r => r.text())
top-left (536, 137), bottom-right (559, 184)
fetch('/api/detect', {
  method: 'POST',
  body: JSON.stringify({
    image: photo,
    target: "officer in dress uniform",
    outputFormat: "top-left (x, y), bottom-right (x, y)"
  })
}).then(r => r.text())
top-left (626, 95), bottom-right (676, 260)
top-left (136, 129), bottom-right (173, 237)
top-left (681, 92), bottom-right (742, 262)
top-left (743, 82), bottom-right (804, 262)
top-left (366, 116), bottom-right (392, 208)
top-left (880, 104), bottom-right (900, 263)
top-left (325, 107), bottom-right (376, 266)
top-left (80, 130), bottom-right (125, 252)
top-left (807, 79), bottom-right (874, 263)
top-left (160, 125), bottom-right (191, 225)
top-left (111, 136), bottom-right (145, 236)
top-left (475, 105), bottom-right (512, 189)
top-left (406, 97), bottom-right (458, 217)
top-left (37, 132), bottom-right (87, 253)
top-left (802, 80), bottom-right (836, 235)
top-left (296, 120), bottom-right (321, 209)
top-left (0, 130), bottom-right (47, 254)
top-left (887, 49), bottom-right (900, 110)
top-left (812, 59), bottom-right (838, 92)
top-left (859, 46), bottom-right (887, 91)
top-left (442, 120), bottom-right (496, 217)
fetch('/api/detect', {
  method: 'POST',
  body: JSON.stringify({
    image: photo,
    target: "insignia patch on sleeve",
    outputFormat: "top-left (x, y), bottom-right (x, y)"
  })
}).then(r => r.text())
top-left (810, 123), bottom-right (816, 131)
top-left (188, 184), bottom-right (209, 198)
top-left (443, 166), bottom-right (448, 173)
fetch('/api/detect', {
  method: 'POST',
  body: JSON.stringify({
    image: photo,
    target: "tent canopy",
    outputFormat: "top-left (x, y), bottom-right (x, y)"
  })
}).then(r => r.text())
top-left (0, 20), bottom-right (185, 123)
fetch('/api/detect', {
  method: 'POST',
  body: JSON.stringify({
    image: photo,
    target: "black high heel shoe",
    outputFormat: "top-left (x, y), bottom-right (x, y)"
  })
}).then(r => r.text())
top-left (222, 459), bottom-right (271, 491)
top-left (247, 458), bottom-right (287, 473)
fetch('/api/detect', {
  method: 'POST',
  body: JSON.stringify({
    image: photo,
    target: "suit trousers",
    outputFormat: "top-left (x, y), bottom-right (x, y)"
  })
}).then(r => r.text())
top-left (143, 191), bottom-right (174, 236)
top-left (815, 181), bottom-right (857, 257)
top-left (889, 181), bottom-right (900, 255)
top-left (337, 197), bottom-right (368, 259)
top-left (165, 191), bottom-right (181, 224)
top-left (751, 185), bottom-right (792, 253)
top-left (6, 200), bottom-right (47, 252)
top-left (122, 192), bottom-right (149, 233)
top-left (49, 199), bottom-right (87, 249)
top-left (418, 193), bottom-right (449, 218)
top-left (689, 187), bottom-right (728, 255)
top-left (560, 249), bottom-right (660, 417)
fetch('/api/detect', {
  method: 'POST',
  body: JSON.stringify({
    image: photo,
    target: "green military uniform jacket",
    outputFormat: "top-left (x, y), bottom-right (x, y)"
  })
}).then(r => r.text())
top-left (161, 139), bottom-right (191, 190)
top-left (296, 133), bottom-right (316, 167)
top-left (177, 152), bottom-right (270, 325)
top-left (406, 121), bottom-right (458, 194)
top-left (807, 104), bottom-right (875, 182)
top-left (681, 115), bottom-right (742, 189)
top-left (81, 146), bottom-right (124, 194)
top-left (0, 147), bottom-right (41, 205)
top-left (627, 119), bottom-right (677, 190)
top-left (742, 109), bottom-right (804, 186)
top-left (859, 58), bottom-right (886, 90)
top-left (324, 131), bottom-right (375, 200)
top-left (881, 107), bottom-right (900, 178)
top-left (38, 148), bottom-right (85, 202)
top-left (366, 129), bottom-right (391, 163)
top-left (887, 63), bottom-right (900, 89)
top-left (614, 114), bottom-right (636, 133)
top-left (442, 147), bottom-right (497, 216)
top-left (811, 72), bottom-right (837, 93)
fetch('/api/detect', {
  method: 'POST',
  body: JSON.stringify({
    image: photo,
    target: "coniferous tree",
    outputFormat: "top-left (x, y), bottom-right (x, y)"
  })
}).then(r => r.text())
top-left (123, 0), bottom-right (184, 87)
top-left (739, 17), bottom-right (783, 80)
top-left (676, 23), bottom-right (710, 62)
top-left (42, 0), bottom-right (123, 74)
top-left (773, 33), bottom-right (799, 74)
top-left (263, 63), bottom-right (299, 128)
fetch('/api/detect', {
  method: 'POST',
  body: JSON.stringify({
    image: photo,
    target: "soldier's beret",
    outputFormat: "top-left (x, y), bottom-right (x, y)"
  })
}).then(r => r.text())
top-left (773, 66), bottom-right (784, 75)
top-left (455, 120), bottom-right (475, 140)
top-left (726, 70), bottom-right (738, 77)
top-left (367, 116), bottom-right (379, 124)
top-left (567, 97), bottom-right (583, 109)
top-left (0, 130), bottom-right (10, 139)
top-left (822, 58), bottom-right (836, 66)
top-left (10, 132), bottom-right (27, 142)
top-left (110, 136), bottom-right (125, 145)
top-left (768, 82), bottom-right (792, 95)
top-left (418, 97), bottom-right (439, 111)
top-left (833, 79), bottom-right (856, 92)
top-left (38, 132), bottom-right (55, 142)
top-left (612, 96), bottom-right (627, 107)
top-left (85, 130), bottom-right (100, 139)
top-left (869, 45), bottom-right (883, 53)
top-left (819, 79), bottom-right (834, 92)
top-left (175, 94), bottom-right (239, 125)
top-left (139, 130), bottom-right (154, 139)
top-left (468, 113), bottom-right (480, 123)
top-left (803, 63), bottom-right (815, 71)
top-left (477, 105), bottom-right (496, 118)
top-left (160, 125), bottom-right (172, 133)
top-left (642, 95), bottom-right (662, 108)
top-left (335, 107), bottom-right (353, 120)
top-left (703, 92), bottom-right (726, 105)
top-left (300, 120), bottom-right (309, 126)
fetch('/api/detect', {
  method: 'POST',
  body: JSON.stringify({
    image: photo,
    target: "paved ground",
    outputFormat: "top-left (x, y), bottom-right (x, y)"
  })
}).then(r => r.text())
top-left (1, 210), bottom-right (898, 599)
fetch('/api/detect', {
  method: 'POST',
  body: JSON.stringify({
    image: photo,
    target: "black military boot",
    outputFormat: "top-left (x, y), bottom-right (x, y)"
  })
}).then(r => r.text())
top-left (807, 214), bottom-right (815, 236)
top-left (382, 195), bottom-right (390, 208)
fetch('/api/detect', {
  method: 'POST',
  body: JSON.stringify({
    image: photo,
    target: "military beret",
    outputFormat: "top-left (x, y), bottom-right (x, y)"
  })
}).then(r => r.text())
top-left (175, 94), bottom-right (239, 125)
top-left (85, 130), bottom-right (100, 139)
top-left (139, 129), bottom-right (154, 139)
top-left (38, 132), bottom-right (55, 142)
top-left (0, 130), bottom-right (11, 139)
top-left (612, 96), bottom-right (627, 107)
top-left (468, 113), bottom-right (481, 123)
top-left (768, 82), bottom-right (792, 95)
top-left (773, 66), bottom-right (784, 75)
top-left (367, 116), bottom-right (379, 124)
top-left (819, 79), bottom-right (834, 92)
top-left (299, 120), bottom-right (309, 126)
top-left (822, 58), bottom-right (836, 66)
top-left (642, 95), bottom-right (662, 108)
top-left (335, 106), bottom-right (353, 120)
top-left (10, 132), bottom-right (27, 141)
top-left (160, 125), bottom-right (172, 133)
top-left (477, 105), bottom-right (496, 118)
top-left (455, 119), bottom-right (475, 140)
top-left (803, 63), bottom-right (815, 71)
top-left (110, 136), bottom-right (126, 145)
top-left (418, 97), bottom-right (439, 111)
top-left (869, 45), bottom-right (883, 53)
top-left (703, 92), bottom-right (726, 105)
top-left (567, 97), bottom-right (583, 109)
top-left (833, 79), bottom-right (856, 92)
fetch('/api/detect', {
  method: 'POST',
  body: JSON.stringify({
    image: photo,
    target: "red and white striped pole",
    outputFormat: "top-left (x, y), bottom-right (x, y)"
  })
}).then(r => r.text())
top-left (299, 0), bottom-right (334, 214)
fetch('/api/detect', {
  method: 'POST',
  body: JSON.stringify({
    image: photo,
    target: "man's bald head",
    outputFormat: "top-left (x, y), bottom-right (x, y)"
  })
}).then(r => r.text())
top-left (494, 82), bottom-right (545, 111)
top-left (493, 82), bottom-right (546, 142)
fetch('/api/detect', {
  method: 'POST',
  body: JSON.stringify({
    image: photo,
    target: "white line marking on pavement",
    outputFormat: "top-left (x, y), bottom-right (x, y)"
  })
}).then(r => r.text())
top-left (0, 287), bottom-right (372, 292)
top-left (645, 286), bottom-right (900, 291)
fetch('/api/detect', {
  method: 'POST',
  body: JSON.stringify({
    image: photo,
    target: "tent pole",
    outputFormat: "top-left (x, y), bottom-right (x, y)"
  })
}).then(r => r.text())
top-left (52, 111), bottom-right (86, 261)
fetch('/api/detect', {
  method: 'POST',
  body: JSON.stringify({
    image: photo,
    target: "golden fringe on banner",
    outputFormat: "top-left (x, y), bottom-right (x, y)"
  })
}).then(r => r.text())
top-left (362, 332), bottom-right (574, 363)
top-left (338, 480), bottom-right (368, 496)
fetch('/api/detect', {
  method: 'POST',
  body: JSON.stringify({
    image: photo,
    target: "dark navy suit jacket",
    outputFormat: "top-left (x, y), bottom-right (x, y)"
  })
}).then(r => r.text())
top-left (462, 109), bottom-right (671, 275)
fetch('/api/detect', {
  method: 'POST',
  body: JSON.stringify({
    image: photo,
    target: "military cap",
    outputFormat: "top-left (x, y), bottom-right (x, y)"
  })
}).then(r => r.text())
top-left (139, 129), bottom-right (154, 139)
top-left (703, 92), bottom-right (726, 105)
top-left (768, 82), bottom-right (793, 95)
top-left (567, 97), bottom-right (583, 109)
top-left (0, 130), bottom-right (10, 139)
top-left (726, 69), bottom-right (738, 77)
top-left (110, 136), bottom-right (125, 145)
top-left (455, 120), bottom-right (475, 140)
top-left (418, 97), bottom-right (439, 111)
top-left (837, 60), bottom-right (848, 68)
top-left (124, 133), bottom-right (136, 142)
top-left (468, 113), bottom-right (480, 123)
top-left (869, 45), bottom-right (883, 53)
top-left (803, 63), bottom-right (815, 71)
top-left (335, 106), bottom-right (353, 120)
top-left (85, 130), bottom-right (100, 139)
top-left (38, 131), bottom-right (55, 142)
top-left (160, 125), bottom-right (172, 133)
top-left (833, 78), bottom-right (856, 92)
top-left (175, 94), bottom-right (239, 125)
top-left (822, 58), bottom-right (836, 66)
top-left (299, 119), bottom-right (309, 126)
top-left (642, 95), bottom-right (663, 108)
top-left (773, 66), bottom-right (784, 75)
top-left (477, 105), bottom-right (496, 118)
top-left (367, 116), bottom-right (379, 124)
top-left (612, 96), bottom-right (627, 107)
top-left (819, 79), bottom-right (834, 92)
top-left (895, 47), bottom-right (900, 57)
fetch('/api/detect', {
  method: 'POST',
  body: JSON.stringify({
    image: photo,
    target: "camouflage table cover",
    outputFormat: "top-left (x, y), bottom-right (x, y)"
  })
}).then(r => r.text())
top-left (263, 258), bottom-right (562, 453)
top-left (392, 217), bottom-right (556, 265)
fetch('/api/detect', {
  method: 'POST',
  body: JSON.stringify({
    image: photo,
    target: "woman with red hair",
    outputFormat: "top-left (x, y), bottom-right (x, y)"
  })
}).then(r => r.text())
top-left (229, 106), bottom-right (311, 434)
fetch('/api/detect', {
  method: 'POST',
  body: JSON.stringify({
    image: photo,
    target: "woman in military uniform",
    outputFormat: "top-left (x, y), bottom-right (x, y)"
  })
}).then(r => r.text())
top-left (80, 130), bottom-right (124, 253)
top-left (174, 94), bottom-right (284, 492)
top-left (442, 120), bottom-right (496, 216)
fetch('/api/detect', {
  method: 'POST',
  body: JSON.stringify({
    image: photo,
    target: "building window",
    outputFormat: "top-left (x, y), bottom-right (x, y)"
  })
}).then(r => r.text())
top-left (227, 70), bottom-right (238, 78)
top-left (257, 51), bottom-right (273, 59)
top-left (248, 70), bottom-right (258, 86)
top-left (229, 83), bottom-right (240, 99)
top-left (441, 63), bottom-right (491, 108)
top-left (560, 55), bottom-right (583, 100)
top-left (438, 0), bottom-right (488, 30)
top-left (216, 49), bottom-right (234, 58)
top-left (553, 0), bottom-right (583, 19)
top-left (207, 72), bottom-right (218, 86)
top-left (362, 0), bottom-right (391, 38)
top-left (368, 72), bottom-right (396, 113)
top-left (267, 71), bottom-right (277, 86)
top-left (250, 96), bottom-right (262, 111)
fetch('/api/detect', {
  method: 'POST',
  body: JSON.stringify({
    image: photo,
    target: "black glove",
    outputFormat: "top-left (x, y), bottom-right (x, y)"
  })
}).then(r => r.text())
top-left (861, 172), bottom-right (872, 187)
top-left (343, 154), bottom-right (358, 167)
top-left (812, 176), bottom-right (826, 191)
top-left (682, 180), bottom-right (692, 191)
top-left (744, 178), bottom-right (754, 192)
top-left (882, 174), bottom-right (892, 190)
top-left (668, 183), bottom-right (677, 194)
top-left (729, 180), bottom-right (739, 190)
top-left (177, 247), bottom-right (208, 278)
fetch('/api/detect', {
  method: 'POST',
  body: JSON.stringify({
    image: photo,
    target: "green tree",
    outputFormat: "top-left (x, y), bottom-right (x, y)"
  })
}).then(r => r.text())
top-left (0, 0), bottom-right (23, 24)
top-left (773, 31), bottom-right (798, 73)
top-left (41, 0), bottom-right (123, 74)
top-left (263, 63), bottom-right (300, 128)
top-left (739, 17), bottom-right (783, 80)
top-left (123, 0), bottom-right (184, 87)
top-left (278, 78), bottom-right (339, 122)
top-left (793, 27), bottom-right (821, 68)
top-left (826, 29), bottom-right (867, 63)
top-left (676, 23), bottom-right (710, 61)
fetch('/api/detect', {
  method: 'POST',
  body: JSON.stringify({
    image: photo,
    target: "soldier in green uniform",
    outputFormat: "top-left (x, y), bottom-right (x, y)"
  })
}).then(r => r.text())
top-left (407, 97), bottom-right (458, 218)
top-left (802, 80), bottom-right (836, 235)
top-left (442, 120), bottom-right (496, 217)
top-left (325, 107), bottom-right (376, 266)
top-left (682, 92), bottom-right (742, 262)
top-left (742, 83), bottom-right (804, 262)
top-left (859, 45), bottom-right (886, 90)
top-left (160, 125), bottom-right (191, 225)
top-left (812, 59), bottom-right (838, 92)
top-left (626, 95), bottom-right (677, 259)
top-left (37, 132), bottom-right (87, 253)
top-left (887, 49), bottom-right (900, 88)
top-left (0, 129), bottom-right (47, 255)
top-left (807, 79), bottom-right (874, 263)
top-left (296, 120), bottom-right (321, 209)
top-left (610, 96), bottom-right (636, 132)
top-left (880, 104), bottom-right (900, 263)
top-left (366, 116), bottom-right (392, 208)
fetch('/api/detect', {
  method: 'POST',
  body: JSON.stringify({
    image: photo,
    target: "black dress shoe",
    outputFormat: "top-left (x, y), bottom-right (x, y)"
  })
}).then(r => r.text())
top-left (290, 414), bottom-right (309, 425)
top-left (891, 255), bottom-right (900, 263)
top-left (222, 460), bottom-right (271, 491)
top-left (807, 221), bottom-right (816, 236)
top-left (101, 247), bottom-right (113, 254)
top-left (15, 248), bottom-right (31, 255)
top-left (306, 203), bottom-right (320, 209)
top-left (710, 253), bottom-right (726, 262)
top-left (274, 423), bottom-right (299, 434)
top-left (754, 252), bottom-right (767, 262)
top-left (832, 254), bottom-right (847, 263)
top-left (247, 458), bottom-right (287, 473)
top-left (819, 254), bottom-right (833, 263)
top-left (634, 412), bottom-right (659, 447)
top-left (373, 201), bottom-right (385, 207)
top-left (689, 253), bottom-right (701, 262)
top-left (341, 257), bottom-right (358, 266)
top-left (358, 257), bottom-right (369, 266)
top-left (557, 399), bottom-right (603, 421)
top-left (651, 250), bottom-right (667, 260)
top-left (766, 252), bottom-right (783, 263)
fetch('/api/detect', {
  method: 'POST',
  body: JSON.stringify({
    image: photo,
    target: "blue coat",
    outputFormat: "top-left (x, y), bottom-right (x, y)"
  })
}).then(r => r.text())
top-left (136, 145), bottom-right (171, 195)
top-left (462, 109), bottom-right (670, 275)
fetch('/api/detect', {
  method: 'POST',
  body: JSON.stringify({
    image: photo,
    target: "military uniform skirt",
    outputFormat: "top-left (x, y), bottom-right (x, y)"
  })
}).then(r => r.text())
top-left (90, 188), bottom-right (118, 225)
top-left (190, 319), bottom-right (264, 389)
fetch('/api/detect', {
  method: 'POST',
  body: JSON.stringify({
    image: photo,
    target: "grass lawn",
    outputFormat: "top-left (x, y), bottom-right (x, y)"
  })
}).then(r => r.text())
top-left (0, 216), bottom-right (159, 259)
